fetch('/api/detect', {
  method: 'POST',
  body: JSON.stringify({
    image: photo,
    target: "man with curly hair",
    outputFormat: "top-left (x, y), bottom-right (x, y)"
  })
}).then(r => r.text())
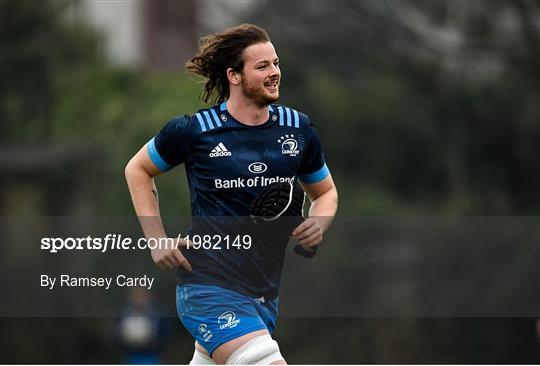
top-left (125, 24), bottom-right (338, 364)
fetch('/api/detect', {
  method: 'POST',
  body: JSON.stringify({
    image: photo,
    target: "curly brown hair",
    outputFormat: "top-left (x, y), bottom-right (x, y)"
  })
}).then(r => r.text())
top-left (186, 24), bottom-right (271, 105)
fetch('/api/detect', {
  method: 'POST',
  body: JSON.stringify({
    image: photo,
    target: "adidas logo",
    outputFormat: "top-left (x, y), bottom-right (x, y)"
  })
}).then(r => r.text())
top-left (209, 142), bottom-right (232, 158)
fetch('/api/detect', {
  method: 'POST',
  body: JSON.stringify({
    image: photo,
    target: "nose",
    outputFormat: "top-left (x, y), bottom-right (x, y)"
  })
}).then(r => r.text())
top-left (269, 63), bottom-right (280, 77)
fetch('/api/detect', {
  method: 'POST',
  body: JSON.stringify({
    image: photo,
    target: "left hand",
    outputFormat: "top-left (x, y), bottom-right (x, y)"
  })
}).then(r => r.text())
top-left (291, 218), bottom-right (323, 247)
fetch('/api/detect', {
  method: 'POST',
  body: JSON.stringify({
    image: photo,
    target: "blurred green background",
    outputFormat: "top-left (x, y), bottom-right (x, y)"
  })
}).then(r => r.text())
top-left (2, 0), bottom-right (540, 363)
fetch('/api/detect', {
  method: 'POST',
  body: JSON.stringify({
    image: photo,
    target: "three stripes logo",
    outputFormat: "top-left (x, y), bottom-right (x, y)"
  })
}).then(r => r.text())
top-left (209, 142), bottom-right (232, 158)
top-left (276, 106), bottom-right (300, 128)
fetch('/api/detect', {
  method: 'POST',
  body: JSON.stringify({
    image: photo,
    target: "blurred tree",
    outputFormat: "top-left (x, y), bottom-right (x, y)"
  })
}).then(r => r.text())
top-left (243, 0), bottom-right (540, 214)
top-left (0, 0), bottom-right (201, 216)
top-left (0, 0), bottom-right (100, 142)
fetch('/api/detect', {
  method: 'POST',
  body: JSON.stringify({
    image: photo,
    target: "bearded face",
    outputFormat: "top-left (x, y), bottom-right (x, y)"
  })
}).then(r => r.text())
top-left (238, 42), bottom-right (281, 107)
top-left (240, 73), bottom-right (280, 107)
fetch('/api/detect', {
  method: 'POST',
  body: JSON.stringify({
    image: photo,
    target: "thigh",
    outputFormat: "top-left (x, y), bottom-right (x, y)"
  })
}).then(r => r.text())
top-left (176, 284), bottom-right (269, 356)
top-left (197, 297), bottom-right (282, 364)
top-left (211, 329), bottom-right (269, 364)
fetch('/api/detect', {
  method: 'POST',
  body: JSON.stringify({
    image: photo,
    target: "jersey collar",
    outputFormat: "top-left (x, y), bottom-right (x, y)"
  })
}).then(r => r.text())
top-left (218, 101), bottom-right (277, 128)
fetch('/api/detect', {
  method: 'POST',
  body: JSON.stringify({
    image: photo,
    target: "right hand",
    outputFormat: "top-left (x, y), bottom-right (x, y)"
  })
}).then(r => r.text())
top-left (150, 237), bottom-right (192, 271)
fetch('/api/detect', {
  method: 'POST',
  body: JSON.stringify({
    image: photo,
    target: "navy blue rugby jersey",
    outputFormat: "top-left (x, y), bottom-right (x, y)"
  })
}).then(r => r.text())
top-left (147, 101), bottom-right (330, 299)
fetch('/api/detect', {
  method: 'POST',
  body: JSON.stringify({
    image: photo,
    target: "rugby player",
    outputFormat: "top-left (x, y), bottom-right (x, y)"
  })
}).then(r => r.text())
top-left (125, 24), bottom-right (338, 365)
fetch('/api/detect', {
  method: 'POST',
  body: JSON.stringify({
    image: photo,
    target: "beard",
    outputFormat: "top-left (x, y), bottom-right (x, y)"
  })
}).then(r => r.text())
top-left (241, 77), bottom-right (279, 107)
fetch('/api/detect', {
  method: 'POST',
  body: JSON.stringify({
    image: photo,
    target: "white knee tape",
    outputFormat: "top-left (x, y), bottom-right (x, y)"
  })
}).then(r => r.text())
top-left (190, 348), bottom-right (216, 365)
top-left (225, 334), bottom-right (284, 365)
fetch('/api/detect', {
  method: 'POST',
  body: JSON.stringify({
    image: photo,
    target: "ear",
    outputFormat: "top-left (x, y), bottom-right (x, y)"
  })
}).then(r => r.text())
top-left (227, 67), bottom-right (241, 86)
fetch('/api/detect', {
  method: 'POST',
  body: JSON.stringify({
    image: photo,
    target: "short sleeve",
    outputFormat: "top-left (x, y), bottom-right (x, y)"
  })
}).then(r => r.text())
top-left (147, 116), bottom-right (192, 172)
top-left (298, 121), bottom-right (330, 184)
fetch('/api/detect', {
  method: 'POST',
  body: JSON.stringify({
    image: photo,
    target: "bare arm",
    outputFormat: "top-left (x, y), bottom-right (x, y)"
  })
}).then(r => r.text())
top-left (125, 144), bottom-right (191, 271)
top-left (292, 174), bottom-right (338, 247)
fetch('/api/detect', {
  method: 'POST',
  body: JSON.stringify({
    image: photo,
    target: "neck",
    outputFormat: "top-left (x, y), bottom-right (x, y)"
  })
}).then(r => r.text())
top-left (226, 96), bottom-right (269, 126)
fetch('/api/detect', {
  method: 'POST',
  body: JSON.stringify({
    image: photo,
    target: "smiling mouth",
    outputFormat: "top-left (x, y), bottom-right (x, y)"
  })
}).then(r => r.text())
top-left (264, 80), bottom-right (279, 90)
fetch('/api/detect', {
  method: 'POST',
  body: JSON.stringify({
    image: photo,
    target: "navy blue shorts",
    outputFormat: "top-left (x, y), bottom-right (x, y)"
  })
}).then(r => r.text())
top-left (176, 284), bottom-right (279, 355)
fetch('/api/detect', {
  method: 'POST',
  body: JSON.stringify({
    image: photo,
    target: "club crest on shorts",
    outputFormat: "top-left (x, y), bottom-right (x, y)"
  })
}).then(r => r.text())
top-left (277, 134), bottom-right (299, 156)
top-left (198, 323), bottom-right (213, 342)
top-left (218, 311), bottom-right (241, 330)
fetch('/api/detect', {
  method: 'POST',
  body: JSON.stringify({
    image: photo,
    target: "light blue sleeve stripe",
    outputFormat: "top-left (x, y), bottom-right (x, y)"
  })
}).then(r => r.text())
top-left (293, 109), bottom-right (299, 128)
top-left (298, 163), bottom-right (330, 184)
top-left (203, 111), bottom-right (215, 129)
top-left (195, 113), bottom-right (207, 132)
top-left (277, 106), bottom-right (284, 126)
top-left (210, 108), bottom-right (222, 127)
top-left (285, 107), bottom-right (292, 127)
top-left (147, 138), bottom-right (172, 172)
top-left (219, 101), bottom-right (227, 111)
